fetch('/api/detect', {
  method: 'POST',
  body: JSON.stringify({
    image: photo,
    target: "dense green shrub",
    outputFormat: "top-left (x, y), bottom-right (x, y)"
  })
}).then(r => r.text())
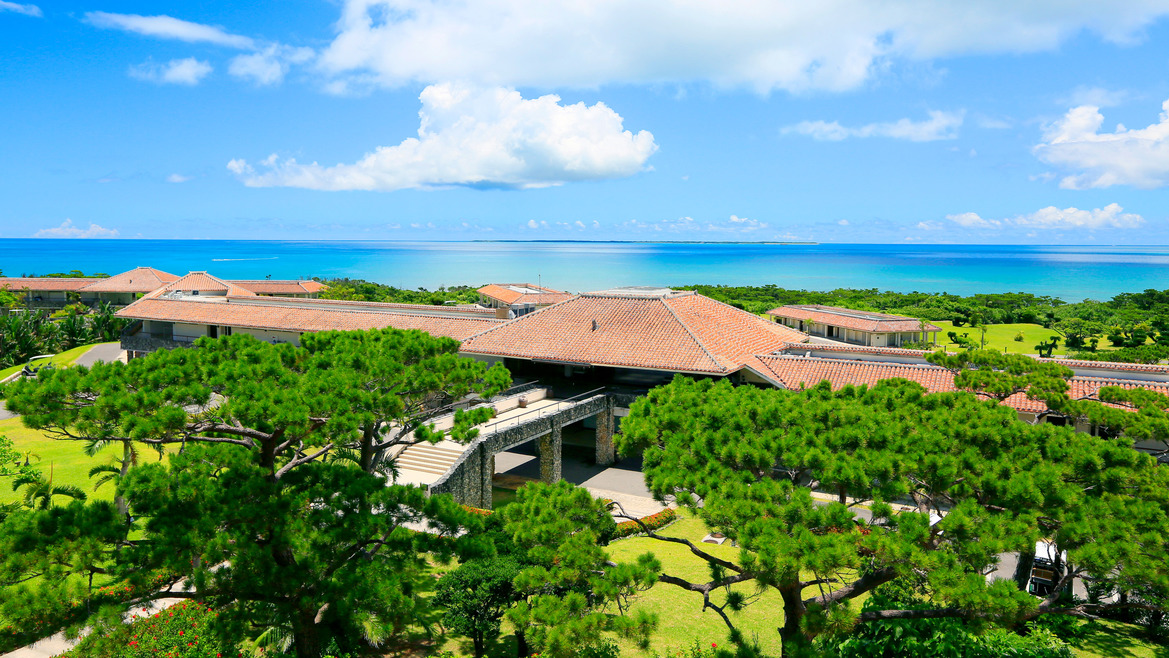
top-left (65, 601), bottom-right (231, 658)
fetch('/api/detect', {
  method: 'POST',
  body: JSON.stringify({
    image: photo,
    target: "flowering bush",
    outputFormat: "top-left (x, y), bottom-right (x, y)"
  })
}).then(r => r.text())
top-left (63, 600), bottom-right (231, 658)
top-left (614, 507), bottom-right (677, 539)
top-left (0, 571), bottom-right (178, 654)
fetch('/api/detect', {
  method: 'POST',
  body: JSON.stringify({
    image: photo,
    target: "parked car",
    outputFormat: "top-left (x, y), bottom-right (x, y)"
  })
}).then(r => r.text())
top-left (1027, 541), bottom-right (1066, 597)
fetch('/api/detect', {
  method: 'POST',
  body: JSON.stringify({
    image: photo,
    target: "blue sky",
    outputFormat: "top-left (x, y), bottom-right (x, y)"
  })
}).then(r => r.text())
top-left (5, 1), bottom-right (1169, 243)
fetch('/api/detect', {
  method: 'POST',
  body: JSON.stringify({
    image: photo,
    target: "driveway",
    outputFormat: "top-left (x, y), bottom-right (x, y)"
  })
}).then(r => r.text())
top-left (73, 342), bottom-right (125, 368)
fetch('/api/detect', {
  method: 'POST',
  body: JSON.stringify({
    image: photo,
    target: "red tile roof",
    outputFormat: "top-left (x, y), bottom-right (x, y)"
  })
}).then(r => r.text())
top-left (478, 283), bottom-right (573, 306)
top-left (752, 354), bottom-right (1169, 414)
top-left (79, 267), bottom-right (178, 293)
top-left (254, 296), bottom-right (498, 317)
top-left (116, 297), bottom-right (501, 341)
top-left (771, 342), bottom-right (1169, 379)
top-left (0, 278), bottom-right (101, 292)
top-left (148, 272), bottom-right (256, 298)
top-left (767, 305), bottom-right (941, 333)
top-left (229, 280), bottom-right (327, 295)
top-left (461, 289), bottom-right (808, 375)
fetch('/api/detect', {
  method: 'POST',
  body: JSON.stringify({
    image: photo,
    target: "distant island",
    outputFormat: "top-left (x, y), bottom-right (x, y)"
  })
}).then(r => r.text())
top-left (471, 239), bottom-right (820, 245)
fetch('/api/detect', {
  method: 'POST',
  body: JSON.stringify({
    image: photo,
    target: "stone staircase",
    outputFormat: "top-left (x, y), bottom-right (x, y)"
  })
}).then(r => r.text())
top-left (393, 440), bottom-right (467, 486)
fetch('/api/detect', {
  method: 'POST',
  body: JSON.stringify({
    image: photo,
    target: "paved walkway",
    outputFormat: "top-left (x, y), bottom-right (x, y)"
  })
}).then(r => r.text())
top-left (1, 594), bottom-right (185, 658)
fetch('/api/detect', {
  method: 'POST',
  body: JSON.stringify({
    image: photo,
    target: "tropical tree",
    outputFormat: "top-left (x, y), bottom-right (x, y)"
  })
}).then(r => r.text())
top-left (434, 556), bottom-right (523, 657)
top-left (0, 329), bottom-right (510, 657)
top-left (511, 376), bottom-right (1169, 654)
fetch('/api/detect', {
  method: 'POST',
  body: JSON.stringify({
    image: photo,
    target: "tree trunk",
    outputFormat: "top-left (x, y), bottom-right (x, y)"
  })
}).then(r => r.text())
top-left (1013, 550), bottom-right (1035, 592)
top-left (515, 629), bottom-right (529, 657)
top-left (293, 607), bottom-right (324, 658)
top-left (473, 631), bottom-right (485, 657)
top-left (115, 440), bottom-right (131, 517)
top-left (778, 584), bottom-right (809, 652)
top-left (359, 423), bottom-right (376, 473)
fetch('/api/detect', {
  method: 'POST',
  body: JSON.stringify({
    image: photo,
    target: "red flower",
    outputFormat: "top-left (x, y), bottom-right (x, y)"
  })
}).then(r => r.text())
top-left (712, 642), bottom-right (717, 648)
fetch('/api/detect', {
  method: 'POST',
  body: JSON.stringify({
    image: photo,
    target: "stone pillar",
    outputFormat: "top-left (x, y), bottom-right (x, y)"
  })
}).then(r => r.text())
top-left (595, 403), bottom-right (616, 466)
top-left (480, 451), bottom-right (495, 510)
top-left (538, 422), bottom-right (562, 483)
top-left (464, 445), bottom-right (483, 508)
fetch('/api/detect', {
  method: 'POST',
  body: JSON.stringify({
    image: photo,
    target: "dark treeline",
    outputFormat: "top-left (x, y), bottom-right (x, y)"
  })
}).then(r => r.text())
top-left (319, 278), bottom-right (481, 306)
top-left (0, 304), bottom-right (127, 369)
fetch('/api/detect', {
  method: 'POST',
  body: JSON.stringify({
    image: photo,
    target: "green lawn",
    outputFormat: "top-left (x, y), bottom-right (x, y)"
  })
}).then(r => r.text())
top-left (0, 341), bottom-right (117, 381)
top-left (1069, 619), bottom-right (1169, 658)
top-left (0, 418), bottom-right (130, 505)
top-left (933, 321), bottom-right (1068, 356)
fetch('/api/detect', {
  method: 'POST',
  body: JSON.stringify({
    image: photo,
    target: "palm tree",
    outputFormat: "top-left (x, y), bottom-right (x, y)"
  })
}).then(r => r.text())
top-left (11, 466), bottom-right (87, 510)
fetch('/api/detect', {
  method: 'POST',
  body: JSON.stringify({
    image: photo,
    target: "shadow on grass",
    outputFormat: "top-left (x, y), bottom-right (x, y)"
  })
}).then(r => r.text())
top-left (1067, 620), bottom-right (1169, 658)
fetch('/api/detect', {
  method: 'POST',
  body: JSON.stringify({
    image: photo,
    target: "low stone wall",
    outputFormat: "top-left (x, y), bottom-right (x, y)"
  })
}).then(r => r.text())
top-left (121, 334), bottom-right (195, 353)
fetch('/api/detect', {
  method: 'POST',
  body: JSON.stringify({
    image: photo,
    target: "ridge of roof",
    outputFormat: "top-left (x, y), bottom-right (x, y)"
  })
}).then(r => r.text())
top-left (660, 296), bottom-right (730, 373)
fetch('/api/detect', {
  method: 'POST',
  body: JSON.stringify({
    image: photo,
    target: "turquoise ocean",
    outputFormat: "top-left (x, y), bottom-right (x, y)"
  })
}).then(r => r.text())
top-left (1, 240), bottom-right (1167, 301)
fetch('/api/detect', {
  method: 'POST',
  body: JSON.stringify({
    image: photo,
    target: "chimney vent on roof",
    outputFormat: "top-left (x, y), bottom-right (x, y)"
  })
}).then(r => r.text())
top-left (591, 319), bottom-right (599, 331)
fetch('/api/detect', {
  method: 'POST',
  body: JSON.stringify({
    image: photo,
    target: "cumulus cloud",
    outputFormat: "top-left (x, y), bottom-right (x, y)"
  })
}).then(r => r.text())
top-left (1034, 99), bottom-right (1169, 189)
top-left (784, 110), bottom-right (964, 141)
top-left (130, 58), bottom-right (213, 85)
top-left (945, 203), bottom-right (1143, 230)
top-left (317, 1), bottom-right (1169, 93)
top-left (33, 219), bottom-right (119, 239)
top-left (229, 45), bottom-right (315, 86)
top-left (228, 82), bottom-right (657, 191)
top-left (0, 1), bottom-right (40, 17)
top-left (86, 12), bottom-right (254, 48)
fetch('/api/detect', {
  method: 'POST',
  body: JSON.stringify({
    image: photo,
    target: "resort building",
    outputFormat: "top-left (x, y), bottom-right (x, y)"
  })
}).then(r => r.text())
top-left (460, 286), bottom-right (809, 388)
top-left (477, 283), bottom-right (573, 318)
top-left (766, 304), bottom-right (941, 347)
top-left (0, 267), bottom-right (325, 310)
top-left (116, 272), bottom-right (500, 357)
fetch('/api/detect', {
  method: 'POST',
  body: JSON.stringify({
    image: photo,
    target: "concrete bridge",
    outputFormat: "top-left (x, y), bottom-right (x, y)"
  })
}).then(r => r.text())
top-left (426, 387), bottom-right (633, 509)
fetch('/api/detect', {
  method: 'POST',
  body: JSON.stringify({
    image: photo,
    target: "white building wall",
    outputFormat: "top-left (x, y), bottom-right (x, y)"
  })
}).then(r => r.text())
top-left (232, 327), bottom-right (302, 346)
top-left (173, 322), bottom-right (209, 341)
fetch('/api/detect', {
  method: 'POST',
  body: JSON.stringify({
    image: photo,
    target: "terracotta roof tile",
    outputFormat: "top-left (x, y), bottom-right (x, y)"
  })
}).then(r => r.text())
top-left (478, 283), bottom-right (573, 306)
top-left (77, 267), bottom-right (178, 293)
top-left (460, 290), bottom-right (807, 375)
top-left (0, 278), bottom-right (101, 292)
top-left (116, 298), bottom-right (501, 341)
top-left (146, 272), bottom-right (256, 298)
top-left (229, 280), bottom-right (327, 295)
top-left (767, 305), bottom-right (941, 333)
top-left (752, 354), bottom-right (1169, 414)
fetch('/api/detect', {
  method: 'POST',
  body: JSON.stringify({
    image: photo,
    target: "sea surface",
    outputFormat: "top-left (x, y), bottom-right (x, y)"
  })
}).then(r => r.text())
top-left (1, 240), bottom-right (1167, 302)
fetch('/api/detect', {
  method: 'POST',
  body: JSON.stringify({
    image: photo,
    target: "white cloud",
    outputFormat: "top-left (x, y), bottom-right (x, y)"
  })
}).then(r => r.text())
top-left (1034, 98), bottom-right (1169, 189)
top-left (1062, 85), bottom-right (1131, 108)
top-left (624, 215), bottom-right (769, 234)
top-left (130, 58), bottom-right (213, 85)
top-left (915, 220), bottom-right (943, 230)
top-left (33, 219), bottom-right (119, 239)
top-left (229, 45), bottom-right (315, 86)
top-left (784, 110), bottom-right (964, 141)
top-left (837, 219), bottom-right (850, 226)
top-left (228, 82), bottom-right (657, 191)
top-left (0, 1), bottom-right (40, 17)
top-left (318, 1), bottom-right (1169, 93)
top-left (945, 203), bottom-right (1143, 230)
top-left (86, 12), bottom-right (254, 49)
top-left (166, 173), bottom-right (192, 183)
